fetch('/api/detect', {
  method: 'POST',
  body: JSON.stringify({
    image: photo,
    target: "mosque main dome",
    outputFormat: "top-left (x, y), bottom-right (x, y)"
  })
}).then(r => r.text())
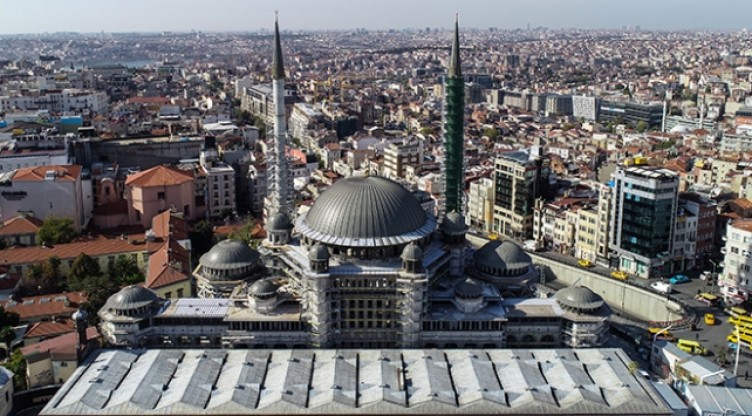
top-left (296, 176), bottom-right (435, 248)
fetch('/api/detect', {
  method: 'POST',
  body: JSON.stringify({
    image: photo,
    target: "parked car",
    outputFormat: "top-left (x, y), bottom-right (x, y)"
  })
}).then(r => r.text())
top-left (700, 271), bottom-right (711, 280)
top-left (611, 270), bottom-right (629, 281)
top-left (522, 240), bottom-right (541, 252)
top-left (705, 313), bottom-right (715, 325)
top-left (578, 259), bottom-right (594, 268)
top-left (695, 293), bottom-right (719, 307)
top-left (669, 274), bottom-right (690, 285)
top-left (650, 281), bottom-right (672, 294)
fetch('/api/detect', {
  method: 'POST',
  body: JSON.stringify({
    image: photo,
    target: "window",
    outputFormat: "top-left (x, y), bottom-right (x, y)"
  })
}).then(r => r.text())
top-left (158, 191), bottom-right (165, 200)
top-left (165, 292), bottom-right (172, 299)
top-left (177, 288), bottom-right (184, 297)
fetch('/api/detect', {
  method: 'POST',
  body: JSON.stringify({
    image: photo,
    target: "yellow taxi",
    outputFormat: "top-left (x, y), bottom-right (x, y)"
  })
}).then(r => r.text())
top-left (578, 259), bottom-right (594, 268)
top-left (611, 270), bottom-right (628, 281)
top-left (704, 313), bottom-right (715, 326)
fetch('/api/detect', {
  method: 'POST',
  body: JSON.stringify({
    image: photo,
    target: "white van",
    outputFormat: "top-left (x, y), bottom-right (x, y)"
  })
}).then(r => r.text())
top-left (523, 240), bottom-right (541, 252)
top-left (650, 281), bottom-right (672, 294)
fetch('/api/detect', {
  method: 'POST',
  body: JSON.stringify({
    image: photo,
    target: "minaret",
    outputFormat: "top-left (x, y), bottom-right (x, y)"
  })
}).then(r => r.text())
top-left (443, 14), bottom-right (465, 215)
top-left (267, 13), bottom-right (292, 218)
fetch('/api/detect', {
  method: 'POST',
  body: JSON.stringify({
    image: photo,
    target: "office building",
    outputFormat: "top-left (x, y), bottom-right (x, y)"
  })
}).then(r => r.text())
top-left (599, 100), bottom-right (664, 128)
top-left (608, 166), bottom-right (679, 278)
top-left (572, 95), bottom-right (601, 121)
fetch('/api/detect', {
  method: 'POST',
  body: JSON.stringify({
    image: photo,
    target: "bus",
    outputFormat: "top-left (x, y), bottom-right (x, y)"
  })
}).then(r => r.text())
top-left (724, 306), bottom-right (748, 318)
top-left (729, 314), bottom-right (752, 327)
top-left (676, 339), bottom-right (708, 355)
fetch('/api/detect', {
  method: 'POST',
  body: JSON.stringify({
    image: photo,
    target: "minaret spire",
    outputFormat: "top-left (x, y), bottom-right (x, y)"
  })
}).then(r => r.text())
top-left (266, 13), bottom-right (292, 220)
top-left (449, 13), bottom-right (461, 78)
top-left (441, 14), bottom-right (465, 216)
top-left (272, 11), bottom-right (285, 80)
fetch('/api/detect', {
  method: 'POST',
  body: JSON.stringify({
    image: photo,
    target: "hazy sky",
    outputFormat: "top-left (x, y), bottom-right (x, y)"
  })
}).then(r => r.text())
top-left (1, 0), bottom-right (750, 34)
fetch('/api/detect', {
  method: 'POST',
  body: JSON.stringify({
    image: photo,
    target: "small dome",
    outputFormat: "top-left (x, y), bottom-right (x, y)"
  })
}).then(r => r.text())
top-left (72, 308), bottom-right (88, 322)
top-left (454, 278), bottom-right (484, 299)
top-left (401, 242), bottom-right (423, 262)
top-left (200, 239), bottom-right (260, 270)
top-left (249, 279), bottom-right (279, 299)
top-left (308, 243), bottom-right (330, 261)
top-left (473, 240), bottom-right (532, 272)
top-left (555, 286), bottom-right (604, 311)
top-left (440, 211), bottom-right (468, 235)
top-left (267, 212), bottom-right (291, 231)
top-left (105, 285), bottom-right (158, 310)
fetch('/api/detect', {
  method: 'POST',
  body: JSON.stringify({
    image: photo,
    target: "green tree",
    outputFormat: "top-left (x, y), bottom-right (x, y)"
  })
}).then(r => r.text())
top-left (20, 256), bottom-right (62, 295)
top-left (636, 121), bottom-right (649, 133)
top-left (482, 127), bottom-right (500, 140)
top-left (67, 253), bottom-right (102, 291)
top-left (190, 220), bottom-right (215, 263)
top-left (2, 349), bottom-right (27, 390)
top-left (419, 127), bottom-right (436, 136)
top-left (106, 254), bottom-right (143, 287)
top-left (79, 274), bottom-right (118, 326)
top-left (228, 220), bottom-right (259, 246)
top-left (36, 216), bottom-right (77, 245)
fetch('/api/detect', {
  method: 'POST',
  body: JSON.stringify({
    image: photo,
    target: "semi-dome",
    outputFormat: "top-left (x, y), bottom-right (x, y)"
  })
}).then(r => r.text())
top-left (200, 239), bottom-right (260, 270)
top-left (401, 242), bottom-right (423, 262)
top-left (473, 240), bottom-right (532, 273)
top-left (105, 285), bottom-right (158, 310)
top-left (555, 286), bottom-right (604, 311)
top-left (308, 243), bottom-right (330, 261)
top-left (440, 211), bottom-right (468, 235)
top-left (267, 212), bottom-right (291, 231)
top-left (296, 176), bottom-right (435, 247)
top-left (249, 279), bottom-right (279, 299)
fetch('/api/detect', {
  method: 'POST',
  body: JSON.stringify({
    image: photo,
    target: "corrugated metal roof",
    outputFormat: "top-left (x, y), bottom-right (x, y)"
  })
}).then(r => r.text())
top-left (41, 348), bottom-right (673, 415)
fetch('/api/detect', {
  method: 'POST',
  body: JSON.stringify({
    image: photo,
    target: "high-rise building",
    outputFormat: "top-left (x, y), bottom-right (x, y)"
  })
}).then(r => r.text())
top-left (265, 15), bottom-right (293, 220)
top-left (442, 15), bottom-right (465, 215)
top-left (608, 166), bottom-right (679, 279)
top-left (572, 95), bottom-right (601, 121)
top-left (492, 150), bottom-right (550, 239)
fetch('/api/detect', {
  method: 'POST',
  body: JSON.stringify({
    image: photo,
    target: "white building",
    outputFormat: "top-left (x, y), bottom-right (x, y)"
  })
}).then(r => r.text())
top-left (382, 136), bottom-right (424, 180)
top-left (0, 165), bottom-right (92, 231)
top-left (719, 218), bottom-right (752, 304)
top-left (466, 177), bottom-right (493, 233)
top-left (572, 95), bottom-right (601, 121)
top-left (0, 367), bottom-right (13, 416)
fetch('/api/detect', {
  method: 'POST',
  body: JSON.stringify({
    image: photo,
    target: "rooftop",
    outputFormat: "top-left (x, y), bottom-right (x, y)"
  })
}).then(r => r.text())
top-left (41, 348), bottom-right (671, 415)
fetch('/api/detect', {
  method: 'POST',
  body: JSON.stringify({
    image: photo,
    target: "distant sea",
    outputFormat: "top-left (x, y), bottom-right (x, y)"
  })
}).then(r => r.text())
top-left (77, 59), bottom-right (155, 69)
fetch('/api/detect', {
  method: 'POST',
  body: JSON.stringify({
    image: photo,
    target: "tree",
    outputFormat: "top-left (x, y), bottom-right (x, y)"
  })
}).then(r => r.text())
top-left (79, 274), bottom-right (118, 326)
top-left (0, 306), bottom-right (19, 361)
top-left (228, 220), bottom-right (260, 246)
top-left (482, 127), bottom-right (500, 140)
top-left (190, 220), bottom-right (215, 263)
top-left (106, 254), bottom-right (143, 287)
top-left (20, 256), bottom-right (62, 295)
top-left (67, 253), bottom-right (102, 291)
top-left (636, 121), bottom-right (649, 133)
top-left (2, 349), bottom-right (27, 390)
top-left (36, 216), bottom-right (77, 245)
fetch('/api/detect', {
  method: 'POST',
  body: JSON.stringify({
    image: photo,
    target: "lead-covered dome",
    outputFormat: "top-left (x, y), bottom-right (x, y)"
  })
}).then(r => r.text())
top-left (200, 239), bottom-right (260, 270)
top-left (104, 285), bottom-right (158, 311)
top-left (473, 240), bottom-right (532, 276)
top-left (266, 212), bottom-right (291, 231)
top-left (555, 285), bottom-right (604, 311)
top-left (296, 176), bottom-right (435, 247)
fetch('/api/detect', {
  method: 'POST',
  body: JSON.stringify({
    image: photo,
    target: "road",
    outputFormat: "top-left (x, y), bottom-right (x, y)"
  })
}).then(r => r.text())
top-left (538, 249), bottom-right (752, 385)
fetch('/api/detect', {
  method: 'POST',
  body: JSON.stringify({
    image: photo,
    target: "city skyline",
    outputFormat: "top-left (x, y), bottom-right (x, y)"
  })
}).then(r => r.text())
top-left (1, 0), bottom-right (751, 35)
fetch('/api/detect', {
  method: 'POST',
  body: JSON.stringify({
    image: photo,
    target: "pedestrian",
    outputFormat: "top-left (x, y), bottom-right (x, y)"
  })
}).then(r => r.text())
top-left (746, 370), bottom-right (749, 381)
top-left (695, 332), bottom-right (699, 341)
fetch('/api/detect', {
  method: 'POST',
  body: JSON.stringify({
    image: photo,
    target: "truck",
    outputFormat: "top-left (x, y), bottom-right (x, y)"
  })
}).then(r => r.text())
top-left (649, 281), bottom-right (672, 294)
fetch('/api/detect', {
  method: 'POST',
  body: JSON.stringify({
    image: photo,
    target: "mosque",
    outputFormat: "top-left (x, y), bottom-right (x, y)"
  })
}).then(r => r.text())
top-left (98, 16), bottom-right (610, 351)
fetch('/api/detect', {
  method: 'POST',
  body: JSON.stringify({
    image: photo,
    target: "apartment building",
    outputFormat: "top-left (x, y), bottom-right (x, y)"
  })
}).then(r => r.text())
top-left (382, 136), bottom-right (424, 180)
top-left (466, 177), bottom-right (493, 233)
top-left (719, 218), bottom-right (752, 304)
top-left (199, 138), bottom-right (236, 219)
top-left (124, 165), bottom-right (198, 228)
top-left (493, 150), bottom-right (550, 239)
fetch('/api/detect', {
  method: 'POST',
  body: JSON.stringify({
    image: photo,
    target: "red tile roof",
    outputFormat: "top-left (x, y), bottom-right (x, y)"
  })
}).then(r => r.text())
top-left (0, 292), bottom-right (86, 323)
top-left (11, 165), bottom-right (82, 182)
top-left (24, 318), bottom-right (75, 340)
top-left (0, 236), bottom-right (159, 267)
top-left (145, 241), bottom-right (190, 290)
top-left (21, 326), bottom-right (99, 363)
top-left (125, 165), bottom-right (194, 187)
top-left (0, 216), bottom-right (43, 236)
